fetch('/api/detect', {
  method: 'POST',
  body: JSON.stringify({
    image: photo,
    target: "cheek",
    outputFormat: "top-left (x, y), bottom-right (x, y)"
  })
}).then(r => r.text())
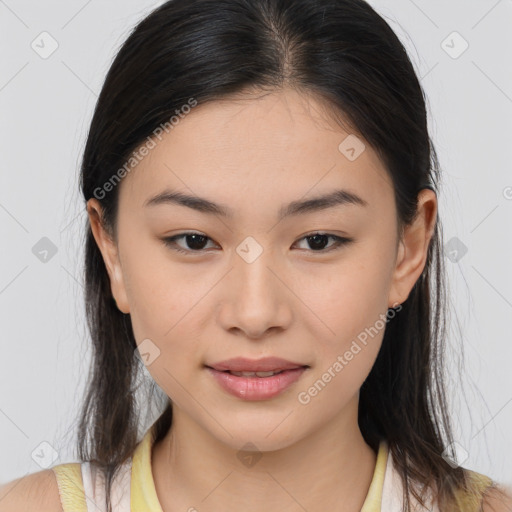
top-left (121, 252), bottom-right (226, 388)
top-left (123, 256), bottom-right (208, 397)
top-left (119, 229), bottom-right (196, 329)
top-left (295, 259), bottom-right (391, 411)
top-left (128, 274), bottom-right (206, 351)
top-left (301, 251), bottom-right (393, 346)
top-left (294, 248), bottom-right (395, 408)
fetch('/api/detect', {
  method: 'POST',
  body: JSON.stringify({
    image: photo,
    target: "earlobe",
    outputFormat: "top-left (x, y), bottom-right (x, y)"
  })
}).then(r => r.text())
top-left (388, 189), bottom-right (437, 308)
top-left (86, 198), bottom-right (130, 314)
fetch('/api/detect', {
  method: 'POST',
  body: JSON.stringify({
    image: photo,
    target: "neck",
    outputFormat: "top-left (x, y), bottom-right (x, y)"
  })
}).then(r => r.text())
top-left (152, 395), bottom-right (378, 512)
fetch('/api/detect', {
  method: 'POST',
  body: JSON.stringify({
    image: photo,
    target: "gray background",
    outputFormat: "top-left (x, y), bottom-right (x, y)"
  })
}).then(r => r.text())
top-left (1, 0), bottom-right (511, 488)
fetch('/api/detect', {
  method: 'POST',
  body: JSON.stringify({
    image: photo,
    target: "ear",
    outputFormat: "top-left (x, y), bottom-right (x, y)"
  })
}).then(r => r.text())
top-left (388, 188), bottom-right (438, 307)
top-left (86, 198), bottom-right (130, 314)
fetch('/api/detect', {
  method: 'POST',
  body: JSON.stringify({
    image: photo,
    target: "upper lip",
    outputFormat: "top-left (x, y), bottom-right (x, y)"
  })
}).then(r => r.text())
top-left (206, 357), bottom-right (308, 372)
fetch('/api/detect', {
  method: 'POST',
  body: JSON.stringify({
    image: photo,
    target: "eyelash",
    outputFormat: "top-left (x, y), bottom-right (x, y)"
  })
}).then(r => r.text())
top-left (162, 232), bottom-right (353, 255)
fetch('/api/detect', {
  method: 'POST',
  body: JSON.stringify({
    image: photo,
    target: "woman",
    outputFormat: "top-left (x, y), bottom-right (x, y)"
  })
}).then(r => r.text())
top-left (1, 0), bottom-right (511, 510)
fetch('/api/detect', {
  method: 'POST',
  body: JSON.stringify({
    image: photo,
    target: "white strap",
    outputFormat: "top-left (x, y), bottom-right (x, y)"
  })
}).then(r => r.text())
top-left (81, 459), bottom-right (132, 512)
top-left (381, 448), bottom-right (440, 511)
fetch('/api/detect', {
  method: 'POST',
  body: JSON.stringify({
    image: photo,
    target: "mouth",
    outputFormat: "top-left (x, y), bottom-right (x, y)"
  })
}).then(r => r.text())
top-left (204, 358), bottom-right (310, 400)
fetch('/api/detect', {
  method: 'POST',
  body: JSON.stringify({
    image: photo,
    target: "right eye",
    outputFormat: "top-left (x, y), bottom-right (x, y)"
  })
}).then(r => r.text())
top-left (161, 232), bottom-right (218, 254)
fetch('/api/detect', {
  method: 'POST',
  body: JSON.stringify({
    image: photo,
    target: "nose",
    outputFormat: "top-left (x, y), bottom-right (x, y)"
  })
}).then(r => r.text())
top-left (216, 243), bottom-right (293, 340)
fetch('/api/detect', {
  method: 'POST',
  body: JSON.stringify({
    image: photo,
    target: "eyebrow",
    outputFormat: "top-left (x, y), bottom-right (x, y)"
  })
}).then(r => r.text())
top-left (144, 188), bottom-right (368, 220)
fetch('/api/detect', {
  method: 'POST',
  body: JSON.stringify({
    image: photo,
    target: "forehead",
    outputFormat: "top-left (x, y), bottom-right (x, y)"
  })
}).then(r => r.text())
top-left (118, 88), bottom-right (393, 217)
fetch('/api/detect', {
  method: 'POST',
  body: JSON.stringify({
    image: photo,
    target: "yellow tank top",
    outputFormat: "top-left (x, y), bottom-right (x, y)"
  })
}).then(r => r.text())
top-left (51, 424), bottom-right (493, 512)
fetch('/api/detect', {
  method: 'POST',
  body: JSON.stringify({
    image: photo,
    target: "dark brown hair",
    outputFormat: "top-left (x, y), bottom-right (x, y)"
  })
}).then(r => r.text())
top-left (76, 0), bottom-right (505, 510)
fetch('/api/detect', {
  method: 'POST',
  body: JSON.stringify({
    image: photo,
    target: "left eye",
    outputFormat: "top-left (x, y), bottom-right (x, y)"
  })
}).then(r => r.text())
top-left (294, 233), bottom-right (352, 252)
top-left (162, 232), bottom-right (352, 255)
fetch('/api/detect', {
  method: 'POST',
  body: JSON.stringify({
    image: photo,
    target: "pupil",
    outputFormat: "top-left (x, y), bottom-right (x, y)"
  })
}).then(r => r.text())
top-left (308, 234), bottom-right (329, 250)
top-left (186, 234), bottom-right (207, 250)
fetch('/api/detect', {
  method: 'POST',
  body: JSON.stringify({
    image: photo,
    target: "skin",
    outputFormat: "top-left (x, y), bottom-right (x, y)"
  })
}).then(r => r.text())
top-left (87, 87), bottom-right (437, 512)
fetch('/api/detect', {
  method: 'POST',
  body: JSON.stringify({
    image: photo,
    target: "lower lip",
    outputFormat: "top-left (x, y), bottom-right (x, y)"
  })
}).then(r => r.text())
top-left (206, 367), bottom-right (307, 400)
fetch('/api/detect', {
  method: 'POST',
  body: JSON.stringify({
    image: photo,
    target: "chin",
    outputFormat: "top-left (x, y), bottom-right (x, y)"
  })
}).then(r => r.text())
top-left (209, 417), bottom-right (305, 453)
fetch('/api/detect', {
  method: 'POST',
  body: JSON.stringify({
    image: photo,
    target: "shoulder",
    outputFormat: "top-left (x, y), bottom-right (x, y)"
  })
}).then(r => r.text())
top-left (0, 469), bottom-right (63, 512)
top-left (481, 483), bottom-right (512, 512)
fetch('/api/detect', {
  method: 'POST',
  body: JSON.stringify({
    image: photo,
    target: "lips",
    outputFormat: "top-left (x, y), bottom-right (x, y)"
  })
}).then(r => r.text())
top-left (205, 357), bottom-right (309, 400)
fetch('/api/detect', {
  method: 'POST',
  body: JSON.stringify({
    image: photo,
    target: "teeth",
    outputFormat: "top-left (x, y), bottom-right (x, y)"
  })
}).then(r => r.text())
top-left (230, 370), bottom-right (282, 377)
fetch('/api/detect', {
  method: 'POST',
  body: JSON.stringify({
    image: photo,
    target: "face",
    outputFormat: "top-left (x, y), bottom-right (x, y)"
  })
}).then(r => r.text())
top-left (88, 87), bottom-right (436, 452)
